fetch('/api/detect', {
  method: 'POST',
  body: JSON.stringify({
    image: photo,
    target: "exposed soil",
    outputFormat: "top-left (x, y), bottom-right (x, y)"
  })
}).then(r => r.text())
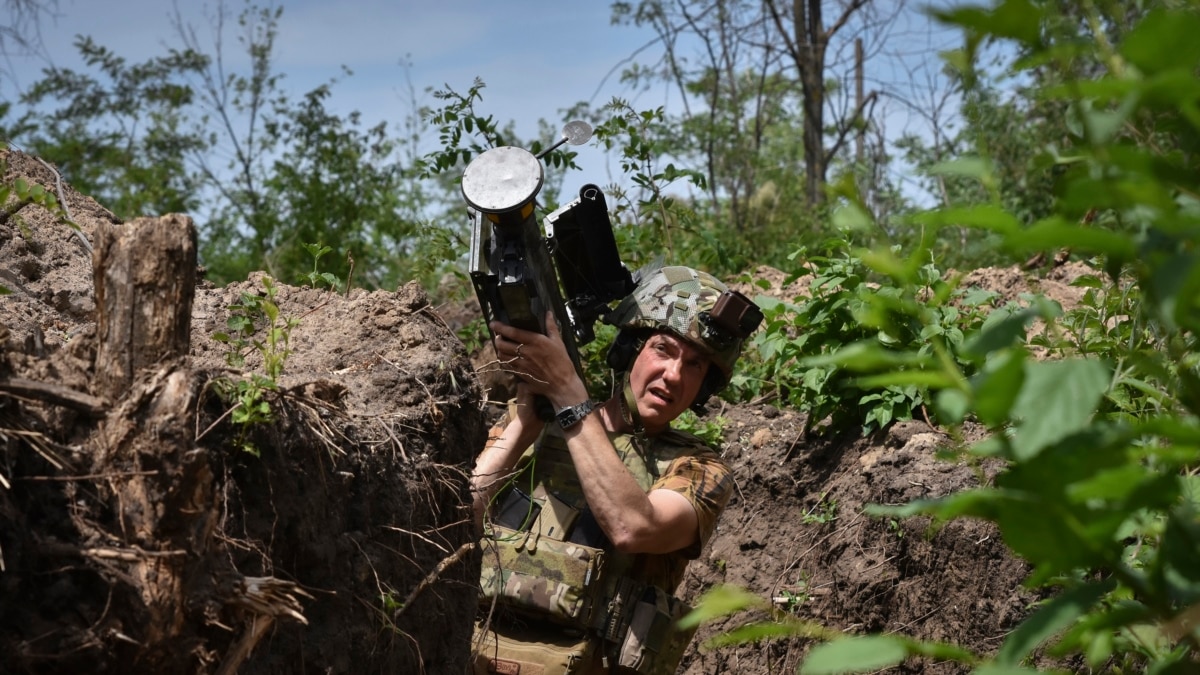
top-left (1, 148), bottom-right (484, 674)
top-left (0, 147), bottom-right (1094, 674)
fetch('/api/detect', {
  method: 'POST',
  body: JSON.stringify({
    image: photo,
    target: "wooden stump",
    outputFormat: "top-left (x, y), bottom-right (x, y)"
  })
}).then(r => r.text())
top-left (92, 214), bottom-right (197, 400)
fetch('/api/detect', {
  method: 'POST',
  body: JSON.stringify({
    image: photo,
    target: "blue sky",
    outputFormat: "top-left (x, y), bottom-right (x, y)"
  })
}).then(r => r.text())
top-left (5, 0), bottom-right (668, 181)
top-left (5, 0), bottom-right (965, 206)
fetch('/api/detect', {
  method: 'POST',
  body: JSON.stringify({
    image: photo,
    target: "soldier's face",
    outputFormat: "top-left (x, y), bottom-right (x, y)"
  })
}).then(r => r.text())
top-left (629, 332), bottom-right (710, 434)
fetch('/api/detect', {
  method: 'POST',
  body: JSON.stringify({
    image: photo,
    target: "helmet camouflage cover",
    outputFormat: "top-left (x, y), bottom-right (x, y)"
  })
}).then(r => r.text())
top-left (606, 266), bottom-right (749, 381)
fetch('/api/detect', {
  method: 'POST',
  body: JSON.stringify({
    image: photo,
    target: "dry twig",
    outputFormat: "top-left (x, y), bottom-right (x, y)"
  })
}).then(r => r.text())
top-left (391, 542), bottom-right (475, 620)
top-left (33, 156), bottom-right (92, 255)
top-left (0, 377), bottom-right (107, 416)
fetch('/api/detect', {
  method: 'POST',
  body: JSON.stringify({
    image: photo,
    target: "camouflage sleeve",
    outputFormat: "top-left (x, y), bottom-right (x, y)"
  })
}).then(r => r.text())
top-left (652, 450), bottom-right (733, 559)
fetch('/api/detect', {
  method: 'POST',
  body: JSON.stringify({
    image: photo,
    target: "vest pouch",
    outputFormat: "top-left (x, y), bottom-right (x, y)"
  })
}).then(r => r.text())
top-left (472, 620), bottom-right (597, 675)
top-left (615, 584), bottom-right (696, 675)
top-left (480, 524), bottom-right (605, 629)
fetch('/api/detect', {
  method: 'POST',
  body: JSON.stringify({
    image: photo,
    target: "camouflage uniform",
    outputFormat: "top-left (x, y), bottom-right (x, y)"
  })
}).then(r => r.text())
top-left (474, 411), bottom-right (733, 674)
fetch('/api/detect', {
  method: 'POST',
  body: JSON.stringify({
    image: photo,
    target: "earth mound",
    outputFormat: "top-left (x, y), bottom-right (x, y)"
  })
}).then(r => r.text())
top-left (1, 148), bottom-right (484, 674)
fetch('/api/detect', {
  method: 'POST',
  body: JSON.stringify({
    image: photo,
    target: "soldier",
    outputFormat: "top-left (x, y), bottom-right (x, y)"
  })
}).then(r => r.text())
top-left (470, 266), bottom-right (762, 675)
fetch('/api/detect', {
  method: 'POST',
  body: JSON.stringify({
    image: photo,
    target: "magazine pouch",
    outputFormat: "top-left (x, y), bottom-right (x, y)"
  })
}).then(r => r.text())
top-left (479, 523), bottom-right (605, 629)
top-left (472, 620), bottom-right (596, 675)
top-left (614, 583), bottom-right (696, 675)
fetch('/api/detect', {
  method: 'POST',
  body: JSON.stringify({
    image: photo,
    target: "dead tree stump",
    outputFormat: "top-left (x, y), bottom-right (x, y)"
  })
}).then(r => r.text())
top-left (93, 214), bottom-right (196, 400)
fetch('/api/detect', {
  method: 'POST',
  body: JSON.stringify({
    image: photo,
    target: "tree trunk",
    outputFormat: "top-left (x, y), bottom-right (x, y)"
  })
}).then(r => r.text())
top-left (772, 0), bottom-right (870, 208)
top-left (797, 0), bottom-right (827, 207)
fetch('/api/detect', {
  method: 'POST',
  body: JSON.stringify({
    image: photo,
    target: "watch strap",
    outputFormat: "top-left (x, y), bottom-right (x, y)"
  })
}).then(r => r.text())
top-left (555, 399), bottom-right (597, 430)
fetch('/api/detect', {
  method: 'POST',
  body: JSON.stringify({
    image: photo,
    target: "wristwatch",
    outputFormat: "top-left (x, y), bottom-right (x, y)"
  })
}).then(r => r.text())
top-left (556, 399), bottom-right (598, 430)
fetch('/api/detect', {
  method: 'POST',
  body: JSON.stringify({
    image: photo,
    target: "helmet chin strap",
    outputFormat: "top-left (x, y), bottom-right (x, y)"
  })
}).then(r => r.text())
top-left (615, 370), bottom-right (655, 471)
top-left (616, 370), bottom-right (646, 438)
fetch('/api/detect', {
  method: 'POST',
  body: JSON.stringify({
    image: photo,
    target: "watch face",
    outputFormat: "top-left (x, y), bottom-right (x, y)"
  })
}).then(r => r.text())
top-left (557, 400), bottom-right (595, 429)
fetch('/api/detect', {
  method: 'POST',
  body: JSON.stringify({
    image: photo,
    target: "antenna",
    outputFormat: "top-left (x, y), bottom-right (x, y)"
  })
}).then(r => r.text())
top-left (536, 121), bottom-right (593, 160)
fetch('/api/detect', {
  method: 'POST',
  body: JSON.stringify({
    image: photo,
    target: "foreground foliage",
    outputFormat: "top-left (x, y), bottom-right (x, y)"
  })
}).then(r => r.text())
top-left (693, 0), bottom-right (1200, 672)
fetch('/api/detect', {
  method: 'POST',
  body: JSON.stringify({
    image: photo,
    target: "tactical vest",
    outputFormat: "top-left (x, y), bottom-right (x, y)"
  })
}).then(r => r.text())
top-left (477, 424), bottom-right (711, 674)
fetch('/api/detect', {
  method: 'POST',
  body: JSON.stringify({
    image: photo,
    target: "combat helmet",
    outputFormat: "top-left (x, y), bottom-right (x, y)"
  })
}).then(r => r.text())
top-left (604, 266), bottom-right (763, 412)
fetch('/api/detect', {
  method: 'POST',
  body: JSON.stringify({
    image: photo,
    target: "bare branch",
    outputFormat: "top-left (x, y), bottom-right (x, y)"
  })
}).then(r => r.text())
top-left (825, 89), bottom-right (878, 164)
top-left (827, 0), bottom-right (871, 40)
top-left (0, 0), bottom-right (60, 61)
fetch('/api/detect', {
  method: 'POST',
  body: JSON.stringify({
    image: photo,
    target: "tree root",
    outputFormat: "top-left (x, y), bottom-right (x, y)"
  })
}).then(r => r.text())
top-left (215, 615), bottom-right (274, 675)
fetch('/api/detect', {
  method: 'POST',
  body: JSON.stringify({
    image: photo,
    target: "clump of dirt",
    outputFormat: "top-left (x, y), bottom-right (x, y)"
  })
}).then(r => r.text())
top-left (1, 145), bottom-right (1096, 675)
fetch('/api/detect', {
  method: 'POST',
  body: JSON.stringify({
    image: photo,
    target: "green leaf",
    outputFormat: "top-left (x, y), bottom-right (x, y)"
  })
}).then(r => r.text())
top-left (1009, 359), bottom-right (1111, 460)
top-left (1005, 218), bottom-right (1138, 258)
top-left (982, 0), bottom-right (1044, 46)
top-left (677, 585), bottom-right (766, 630)
top-left (986, 492), bottom-right (1099, 575)
top-left (940, 48), bottom-right (970, 76)
top-left (756, 295), bottom-right (787, 312)
top-left (705, 619), bottom-right (826, 648)
top-left (302, 242), bottom-right (332, 257)
top-left (227, 315), bottom-right (253, 333)
top-left (1066, 463), bottom-right (1161, 502)
top-left (801, 635), bottom-right (909, 674)
top-left (912, 204), bottom-right (1021, 235)
top-left (1160, 510), bottom-right (1200, 590)
top-left (1082, 95), bottom-right (1140, 145)
top-left (971, 351), bottom-right (1026, 427)
top-left (973, 666), bottom-right (1051, 675)
top-left (927, 156), bottom-right (993, 181)
top-left (854, 370), bottom-right (957, 390)
top-left (935, 388), bottom-right (970, 425)
top-left (926, 0), bottom-right (1041, 45)
top-left (800, 341), bottom-right (928, 372)
top-left (907, 639), bottom-right (977, 664)
top-left (961, 288), bottom-right (999, 307)
top-left (963, 307), bottom-right (1036, 359)
top-left (995, 580), bottom-right (1114, 666)
top-left (1121, 8), bottom-right (1200, 75)
top-left (858, 248), bottom-right (910, 282)
top-left (868, 489), bottom-right (996, 521)
top-left (831, 201), bottom-right (874, 234)
top-left (1146, 250), bottom-right (1200, 332)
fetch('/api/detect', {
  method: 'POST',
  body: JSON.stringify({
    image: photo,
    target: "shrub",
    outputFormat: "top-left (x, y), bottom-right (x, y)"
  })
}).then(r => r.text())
top-left (689, 1), bottom-right (1200, 672)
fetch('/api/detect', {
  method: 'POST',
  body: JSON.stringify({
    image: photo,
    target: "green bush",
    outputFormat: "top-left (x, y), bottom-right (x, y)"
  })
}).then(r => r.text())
top-left (210, 275), bottom-right (299, 456)
top-left (730, 238), bottom-right (994, 435)
top-left (688, 1), bottom-right (1200, 672)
